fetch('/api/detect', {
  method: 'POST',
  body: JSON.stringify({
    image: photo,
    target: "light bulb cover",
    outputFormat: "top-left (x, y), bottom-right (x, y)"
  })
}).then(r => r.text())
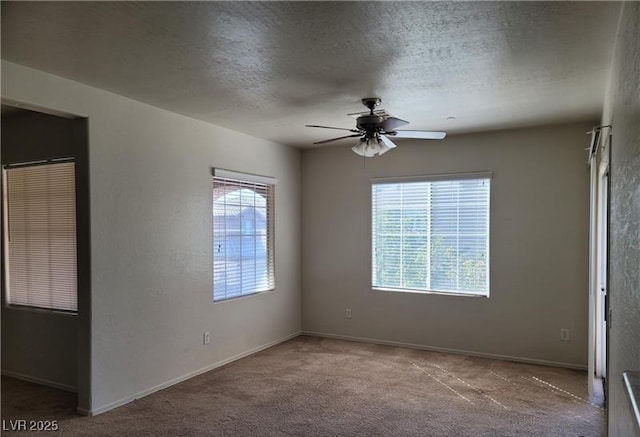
top-left (352, 136), bottom-right (397, 157)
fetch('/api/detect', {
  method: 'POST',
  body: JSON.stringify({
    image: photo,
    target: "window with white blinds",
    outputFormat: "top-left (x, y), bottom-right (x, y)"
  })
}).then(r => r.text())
top-left (3, 161), bottom-right (78, 312)
top-left (372, 173), bottom-right (490, 296)
top-left (212, 169), bottom-right (275, 302)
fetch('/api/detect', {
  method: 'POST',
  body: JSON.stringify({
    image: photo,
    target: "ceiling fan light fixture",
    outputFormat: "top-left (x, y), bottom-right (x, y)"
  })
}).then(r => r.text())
top-left (377, 139), bottom-right (393, 156)
top-left (352, 138), bottom-right (373, 157)
top-left (352, 137), bottom-right (392, 157)
top-left (378, 134), bottom-right (397, 153)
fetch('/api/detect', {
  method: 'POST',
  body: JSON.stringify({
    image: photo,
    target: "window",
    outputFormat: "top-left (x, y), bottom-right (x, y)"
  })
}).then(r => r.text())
top-left (3, 160), bottom-right (78, 313)
top-left (372, 173), bottom-right (490, 296)
top-left (212, 169), bottom-right (275, 302)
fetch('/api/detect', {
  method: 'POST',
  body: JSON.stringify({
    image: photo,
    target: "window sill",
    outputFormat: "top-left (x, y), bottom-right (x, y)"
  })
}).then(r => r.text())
top-left (372, 287), bottom-right (489, 298)
top-left (3, 304), bottom-right (77, 317)
top-left (213, 288), bottom-right (275, 304)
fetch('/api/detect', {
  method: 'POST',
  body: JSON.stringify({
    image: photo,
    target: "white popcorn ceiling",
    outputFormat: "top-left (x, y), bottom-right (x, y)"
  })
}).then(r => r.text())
top-left (0, 1), bottom-right (621, 148)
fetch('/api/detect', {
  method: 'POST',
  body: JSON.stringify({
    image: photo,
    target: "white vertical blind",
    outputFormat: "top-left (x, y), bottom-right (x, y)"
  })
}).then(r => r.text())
top-left (212, 175), bottom-right (275, 302)
top-left (4, 161), bottom-right (78, 312)
top-left (372, 175), bottom-right (490, 295)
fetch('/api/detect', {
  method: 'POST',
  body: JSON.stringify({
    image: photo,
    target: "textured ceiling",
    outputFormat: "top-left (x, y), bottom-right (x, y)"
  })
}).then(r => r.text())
top-left (1, 1), bottom-right (621, 148)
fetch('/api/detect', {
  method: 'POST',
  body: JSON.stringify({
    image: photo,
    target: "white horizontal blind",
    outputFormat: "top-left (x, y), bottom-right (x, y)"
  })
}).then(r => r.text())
top-left (372, 176), bottom-right (490, 295)
top-left (4, 161), bottom-right (78, 312)
top-left (213, 175), bottom-right (275, 301)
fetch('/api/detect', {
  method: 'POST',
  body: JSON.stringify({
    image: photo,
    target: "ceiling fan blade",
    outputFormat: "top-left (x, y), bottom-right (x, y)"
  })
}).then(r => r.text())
top-left (306, 124), bottom-right (360, 133)
top-left (381, 117), bottom-right (409, 132)
top-left (387, 130), bottom-right (447, 140)
top-left (313, 134), bottom-right (362, 145)
top-left (379, 135), bottom-right (398, 151)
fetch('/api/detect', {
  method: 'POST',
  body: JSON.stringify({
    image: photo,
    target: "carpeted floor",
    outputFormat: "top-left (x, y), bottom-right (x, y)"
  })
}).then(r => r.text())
top-left (1, 335), bottom-right (605, 436)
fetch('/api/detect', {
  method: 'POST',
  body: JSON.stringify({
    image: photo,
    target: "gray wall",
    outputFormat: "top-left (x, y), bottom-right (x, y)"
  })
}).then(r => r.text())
top-left (302, 123), bottom-right (591, 367)
top-left (602, 2), bottom-right (640, 435)
top-left (2, 61), bottom-right (302, 414)
top-left (1, 111), bottom-right (89, 393)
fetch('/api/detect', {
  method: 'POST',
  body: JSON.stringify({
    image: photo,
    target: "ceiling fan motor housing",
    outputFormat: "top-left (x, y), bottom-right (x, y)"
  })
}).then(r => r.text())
top-left (356, 114), bottom-right (385, 134)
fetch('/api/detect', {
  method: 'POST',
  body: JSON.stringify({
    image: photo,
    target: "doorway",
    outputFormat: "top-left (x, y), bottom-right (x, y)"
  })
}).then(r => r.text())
top-left (595, 161), bottom-right (608, 381)
top-left (588, 127), bottom-right (610, 402)
top-left (0, 100), bottom-right (90, 414)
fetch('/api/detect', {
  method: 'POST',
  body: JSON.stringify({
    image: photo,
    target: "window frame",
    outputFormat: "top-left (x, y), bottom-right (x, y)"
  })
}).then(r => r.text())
top-left (370, 172), bottom-right (491, 298)
top-left (211, 168), bottom-right (276, 303)
top-left (2, 158), bottom-right (79, 314)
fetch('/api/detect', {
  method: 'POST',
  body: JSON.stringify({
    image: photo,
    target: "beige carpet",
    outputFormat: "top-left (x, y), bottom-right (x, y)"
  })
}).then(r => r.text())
top-left (1, 335), bottom-right (605, 436)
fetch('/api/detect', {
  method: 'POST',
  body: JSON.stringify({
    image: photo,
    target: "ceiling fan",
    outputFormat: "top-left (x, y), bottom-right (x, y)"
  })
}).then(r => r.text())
top-left (306, 98), bottom-right (446, 157)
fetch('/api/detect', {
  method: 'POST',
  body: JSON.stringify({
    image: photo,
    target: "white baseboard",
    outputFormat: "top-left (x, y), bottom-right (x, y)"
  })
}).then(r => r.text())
top-left (301, 331), bottom-right (587, 370)
top-left (76, 407), bottom-right (91, 416)
top-left (88, 331), bottom-right (301, 416)
top-left (1, 369), bottom-right (78, 393)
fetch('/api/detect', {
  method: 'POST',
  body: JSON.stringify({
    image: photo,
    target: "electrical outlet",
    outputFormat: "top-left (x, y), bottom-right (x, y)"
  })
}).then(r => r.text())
top-left (203, 331), bottom-right (211, 345)
top-left (560, 328), bottom-right (571, 342)
top-left (345, 308), bottom-right (352, 319)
